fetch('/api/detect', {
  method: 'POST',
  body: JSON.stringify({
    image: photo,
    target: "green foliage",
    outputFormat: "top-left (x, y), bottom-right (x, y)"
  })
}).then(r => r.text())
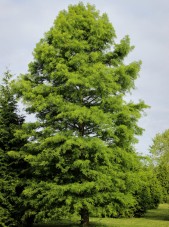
top-left (150, 129), bottom-right (169, 202)
top-left (133, 166), bottom-right (162, 217)
top-left (13, 2), bottom-right (148, 224)
top-left (150, 129), bottom-right (169, 163)
top-left (0, 71), bottom-right (26, 227)
top-left (0, 72), bottom-right (25, 151)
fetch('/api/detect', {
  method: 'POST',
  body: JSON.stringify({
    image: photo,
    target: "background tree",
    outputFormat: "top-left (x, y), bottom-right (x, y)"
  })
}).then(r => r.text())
top-left (13, 3), bottom-right (148, 225)
top-left (150, 129), bottom-right (169, 202)
top-left (132, 156), bottom-right (162, 217)
top-left (0, 71), bottom-right (26, 227)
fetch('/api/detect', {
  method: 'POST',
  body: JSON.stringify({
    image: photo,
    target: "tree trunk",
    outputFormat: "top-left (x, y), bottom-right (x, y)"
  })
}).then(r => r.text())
top-left (24, 214), bottom-right (35, 227)
top-left (80, 208), bottom-right (89, 226)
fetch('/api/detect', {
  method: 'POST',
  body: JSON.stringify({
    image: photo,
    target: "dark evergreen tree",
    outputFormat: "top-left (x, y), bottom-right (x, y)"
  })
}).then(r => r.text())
top-left (14, 3), bottom-right (148, 225)
top-left (0, 71), bottom-right (26, 227)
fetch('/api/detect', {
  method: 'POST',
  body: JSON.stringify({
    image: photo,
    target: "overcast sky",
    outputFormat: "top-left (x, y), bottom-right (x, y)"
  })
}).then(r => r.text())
top-left (1, 0), bottom-right (169, 154)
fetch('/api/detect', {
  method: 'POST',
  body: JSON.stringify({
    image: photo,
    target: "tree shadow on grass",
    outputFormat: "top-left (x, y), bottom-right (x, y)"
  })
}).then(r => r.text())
top-left (33, 221), bottom-right (107, 227)
top-left (34, 224), bottom-right (107, 227)
top-left (143, 206), bottom-right (169, 221)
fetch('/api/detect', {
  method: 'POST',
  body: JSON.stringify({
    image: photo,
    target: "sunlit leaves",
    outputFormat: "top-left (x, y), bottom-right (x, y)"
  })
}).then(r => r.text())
top-left (13, 2), bottom-right (148, 222)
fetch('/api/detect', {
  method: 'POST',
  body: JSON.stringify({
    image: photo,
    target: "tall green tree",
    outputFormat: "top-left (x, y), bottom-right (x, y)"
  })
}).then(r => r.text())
top-left (0, 71), bottom-right (26, 227)
top-left (14, 3), bottom-right (147, 225)
top-left (150, 129), bottom-right (169, 202)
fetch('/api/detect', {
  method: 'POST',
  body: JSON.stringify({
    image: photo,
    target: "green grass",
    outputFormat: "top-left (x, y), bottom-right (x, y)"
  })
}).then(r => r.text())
top-left (34, 204), bottom-right (169, 227)
top-left (91, 204), bottom-right (169, 227)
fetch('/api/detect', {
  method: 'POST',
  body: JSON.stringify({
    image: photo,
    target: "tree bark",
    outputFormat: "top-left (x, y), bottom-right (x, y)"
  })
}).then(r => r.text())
top-left (24, 214), bottom-right (35, 227)
top-left (80, 208), bottom-right (89, 226)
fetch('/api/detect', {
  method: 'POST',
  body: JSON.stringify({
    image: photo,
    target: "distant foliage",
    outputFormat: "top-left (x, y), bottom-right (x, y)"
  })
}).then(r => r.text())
top-left (150, 129), bottom-right (169, 202)
top-left (133, 166), bottom-right (162, 217)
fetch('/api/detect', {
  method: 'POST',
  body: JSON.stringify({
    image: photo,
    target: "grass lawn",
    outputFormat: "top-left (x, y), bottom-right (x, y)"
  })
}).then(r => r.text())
top-left (34, 204), bottom-right (169, 227)
top-left (91, 204), bottom-right (169, 227)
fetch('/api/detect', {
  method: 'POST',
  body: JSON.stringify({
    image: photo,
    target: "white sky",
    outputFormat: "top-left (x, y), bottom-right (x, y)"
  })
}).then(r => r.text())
top-left (1, 0), bottom-right (169, 154)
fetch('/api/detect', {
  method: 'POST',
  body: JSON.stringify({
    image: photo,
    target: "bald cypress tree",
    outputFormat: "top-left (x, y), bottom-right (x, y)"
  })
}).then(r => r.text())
top-left (14, 3), bottom-right (147, 225)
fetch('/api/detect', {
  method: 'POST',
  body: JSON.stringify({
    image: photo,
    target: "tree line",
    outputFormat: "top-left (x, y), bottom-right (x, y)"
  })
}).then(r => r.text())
top-left (0, 3), bottom-right (168, 226)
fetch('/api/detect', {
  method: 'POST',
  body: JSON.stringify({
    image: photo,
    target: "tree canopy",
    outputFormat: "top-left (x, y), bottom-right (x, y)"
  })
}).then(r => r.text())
top-left (150, 129), bottom-right (169, 202)
top-left (10, 2), bottom-right (150, 226)
top-left (150, 129), bottom-right (169, 163)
